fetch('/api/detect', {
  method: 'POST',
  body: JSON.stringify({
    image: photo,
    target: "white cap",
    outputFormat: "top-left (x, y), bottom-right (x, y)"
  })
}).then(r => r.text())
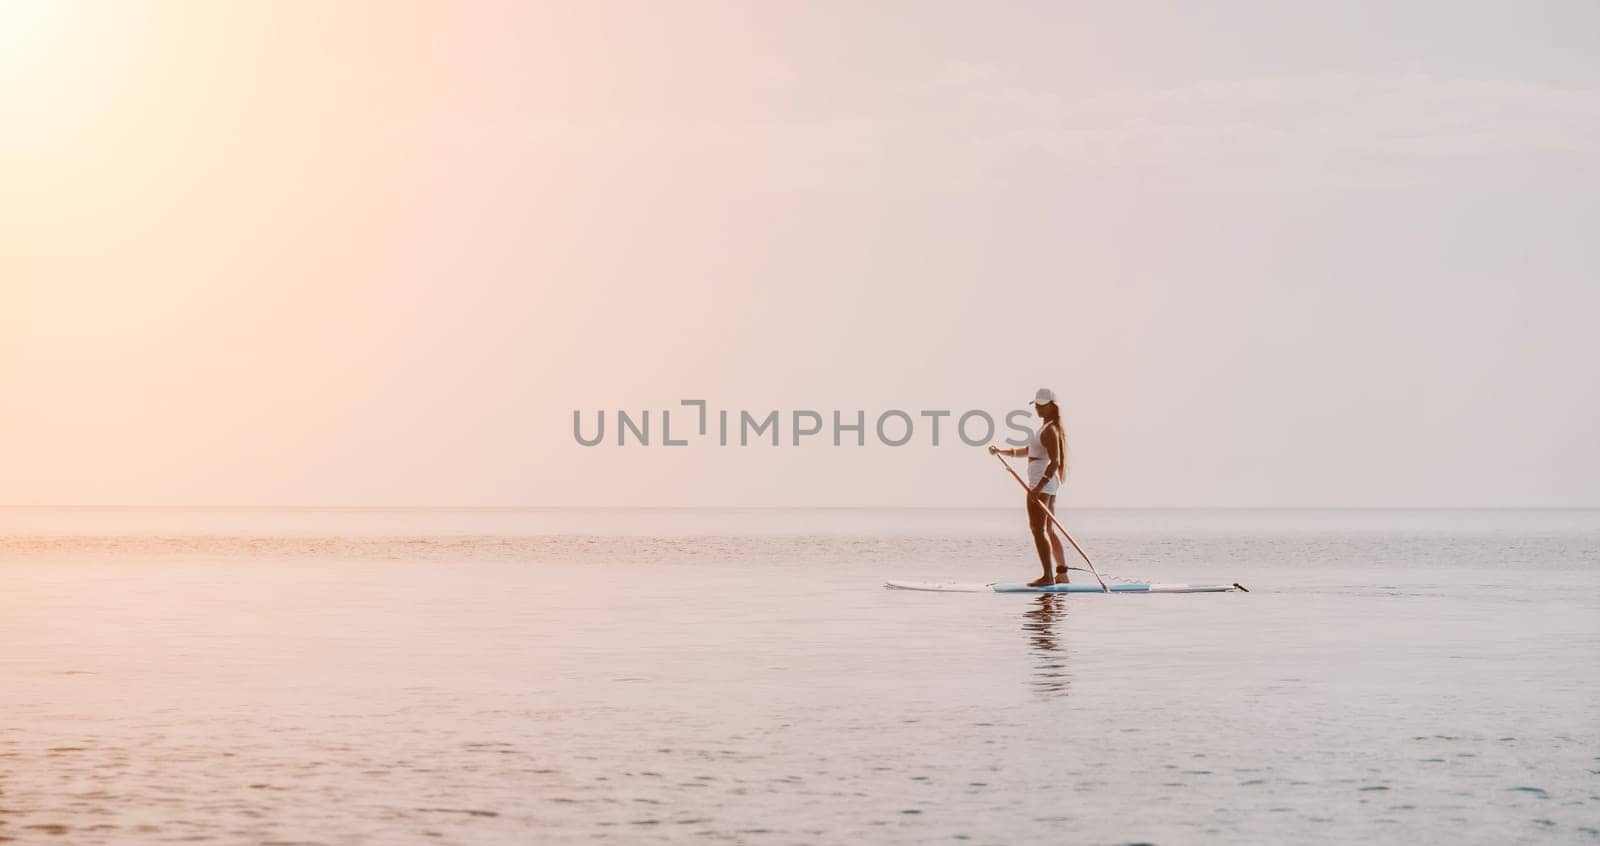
top-left (1032, 387), bottom-right (1056, 405)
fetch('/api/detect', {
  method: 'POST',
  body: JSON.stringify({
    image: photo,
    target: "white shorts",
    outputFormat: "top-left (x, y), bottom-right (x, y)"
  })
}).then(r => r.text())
top-left (1028, 464), bottom-right (1060, 496)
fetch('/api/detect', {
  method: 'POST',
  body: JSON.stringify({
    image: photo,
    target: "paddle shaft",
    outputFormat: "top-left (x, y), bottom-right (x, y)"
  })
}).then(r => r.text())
top-left (991, 452), bottom-right (1109, 592)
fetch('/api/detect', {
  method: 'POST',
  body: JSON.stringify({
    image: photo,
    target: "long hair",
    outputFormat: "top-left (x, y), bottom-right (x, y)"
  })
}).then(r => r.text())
top-left (1037, 401), bottom-right (1069, 481)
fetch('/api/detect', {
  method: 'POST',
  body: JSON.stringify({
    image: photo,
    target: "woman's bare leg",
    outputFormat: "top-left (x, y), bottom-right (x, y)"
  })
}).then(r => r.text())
top-left (1027, 495), bottom-right (1054, 586)
top-left (1044, 495), bottom-right (1068, 582)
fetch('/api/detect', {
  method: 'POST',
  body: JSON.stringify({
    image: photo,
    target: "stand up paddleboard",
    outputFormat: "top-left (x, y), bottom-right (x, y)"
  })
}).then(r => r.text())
top-left (885, 580), bottom-right (1246, 594)
top-left (901, 454), bottom-right (1250, 596)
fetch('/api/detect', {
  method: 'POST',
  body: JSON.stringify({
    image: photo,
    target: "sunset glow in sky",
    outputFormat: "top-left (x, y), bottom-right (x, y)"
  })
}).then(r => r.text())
top-left (4, 1), bottom-right (1597, 507)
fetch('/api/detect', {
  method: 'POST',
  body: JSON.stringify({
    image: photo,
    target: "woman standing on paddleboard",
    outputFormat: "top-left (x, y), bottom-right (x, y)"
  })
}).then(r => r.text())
top-left (989, 388), bottom-right (1069, 587)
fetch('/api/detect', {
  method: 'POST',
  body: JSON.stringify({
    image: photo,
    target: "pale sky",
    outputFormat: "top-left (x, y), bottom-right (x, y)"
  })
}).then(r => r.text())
top-left (3, 1), bottom-right (1597, 508)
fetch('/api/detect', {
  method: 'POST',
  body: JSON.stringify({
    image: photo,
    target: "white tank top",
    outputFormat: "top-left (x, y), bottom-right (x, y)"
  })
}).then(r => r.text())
top-left (1026, 422), bottom-right (1061, 495)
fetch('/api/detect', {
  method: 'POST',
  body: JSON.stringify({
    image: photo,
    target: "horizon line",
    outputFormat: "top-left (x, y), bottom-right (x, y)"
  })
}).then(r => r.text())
top-left (3, 504), bottom-right (1598, 512)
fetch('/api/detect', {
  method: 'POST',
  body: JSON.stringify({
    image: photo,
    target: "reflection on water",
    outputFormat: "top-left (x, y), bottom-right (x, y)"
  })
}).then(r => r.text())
top-left (3, 520), bottom-right (1598, 844)
top-left (1021, 595), bottom-right (1071, 697)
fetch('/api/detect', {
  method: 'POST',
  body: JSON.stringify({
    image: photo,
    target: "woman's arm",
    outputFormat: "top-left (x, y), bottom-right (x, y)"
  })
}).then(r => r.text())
top-left (987, 444), bottom-right (1026, 457)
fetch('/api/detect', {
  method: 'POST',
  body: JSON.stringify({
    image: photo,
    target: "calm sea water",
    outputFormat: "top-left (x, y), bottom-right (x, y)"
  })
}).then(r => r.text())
top-left (1, 508), bottom-right (1597, 845)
